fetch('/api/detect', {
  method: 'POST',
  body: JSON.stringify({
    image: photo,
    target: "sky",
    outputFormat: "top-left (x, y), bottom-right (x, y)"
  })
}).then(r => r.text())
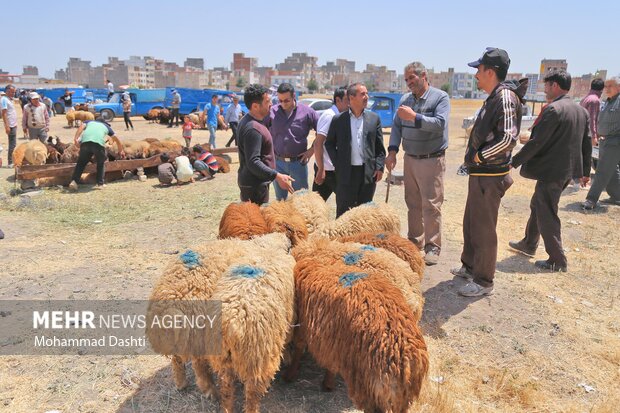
top-left (4, 0), bottom-right (619, 79)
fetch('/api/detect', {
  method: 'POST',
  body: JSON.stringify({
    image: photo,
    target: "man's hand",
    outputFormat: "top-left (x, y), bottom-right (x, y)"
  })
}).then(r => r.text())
top-left (314, 167), bottom-right (326, 185)
top-left (23, 128), bottom-right (28, 137)
top-left (592, 136), bottom-right (599, 146)
top-left (275, 173), bottom-right (295, 194)
top-left (396, 105), bottom-right (416, 121)
top-left (374, 170), bottom-right (383, 182)
top-left (474, 152), bottom-right (481, 164)
top-left (300, 148), bottom-right (314, 165)
top-left (4, 125), bottom-right (9, 135)
top-left (580, 176), bottom-right (590, 187)
top-left (385, 152), bottom-right (397, 171)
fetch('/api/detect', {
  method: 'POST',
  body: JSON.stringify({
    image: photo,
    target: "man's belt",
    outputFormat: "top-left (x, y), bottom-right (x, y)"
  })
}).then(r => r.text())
top-left (276, 155), bottom-right (303, 162)
top-left (407, 149), bottom-right (445, 159)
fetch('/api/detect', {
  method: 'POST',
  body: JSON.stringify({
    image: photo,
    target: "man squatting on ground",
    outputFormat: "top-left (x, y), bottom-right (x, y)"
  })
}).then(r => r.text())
top-left (237, 84), bottom-right (294, 204)
top-left (386, 61), bottom-right (450, 266)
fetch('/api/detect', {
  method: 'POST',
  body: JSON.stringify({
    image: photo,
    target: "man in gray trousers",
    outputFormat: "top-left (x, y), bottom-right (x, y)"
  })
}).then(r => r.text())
top-left (510, 69), bottom-right (591, 272)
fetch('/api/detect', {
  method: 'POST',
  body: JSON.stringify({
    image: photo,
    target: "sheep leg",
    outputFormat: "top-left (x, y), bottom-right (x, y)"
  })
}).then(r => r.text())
top-left (219, 368), bottom-right (235, 413)
top-left (244, 379), bottom-right (267, 413)
top-left (282, 331), bottom-right (305, 382)
top-left (321, 370), bottom-right (336, 392)
top-left (192, 357), bottom-right (219, 400)
top-left (171, 355), bottom-right (188, 390)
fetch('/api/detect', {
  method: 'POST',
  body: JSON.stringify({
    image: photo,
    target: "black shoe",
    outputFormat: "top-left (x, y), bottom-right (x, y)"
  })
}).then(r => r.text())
top-left (509, 240), bottom-right (536, 258)
top-left (582, 200), bottom-right (596, 210)
top-left (600, 198), bottom-right (620, 206)
top-left (0, 228), bottom-right (4, 239)
top-left (534, 260), bottom-right (567, 272)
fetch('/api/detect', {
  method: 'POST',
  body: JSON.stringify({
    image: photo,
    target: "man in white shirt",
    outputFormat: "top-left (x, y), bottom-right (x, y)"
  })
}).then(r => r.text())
top-left (107, 80), bottom-right (114, 101)
top-left (1, 85), bottom-right (18, 167)
top-left (313, 86), bottom-right (349, 200)
top-left (224, 94), bottom-right (243, 147)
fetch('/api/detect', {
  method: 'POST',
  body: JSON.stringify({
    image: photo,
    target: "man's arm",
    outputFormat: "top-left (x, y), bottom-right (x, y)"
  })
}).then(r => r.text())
top-left (416, 94), bottom-right (450, 132)
top-left (22, 107), bottom-right (28, 132)
top-left (44, 106), bottom-right (50, 131)
top-left (386, 109), bottom-right (403, 171)
top-left (478, 89), bottom-right (520, 163)
top-left (244, 129), bottom-right (278, 182)
top-left (73, 123), bottom-right (86, 145)
top-left (109, 135), bottom-right (125, 158)
top-left (512, 106), bottom-right (558, 168)
top-left (374, 117), bottom-right (386, 181)
top-left (325, 117), bottom-right (338, 167)
top-left (1, 108), bottom-right (9, 134)
top-left (581, 111), bottom-right (592, 181)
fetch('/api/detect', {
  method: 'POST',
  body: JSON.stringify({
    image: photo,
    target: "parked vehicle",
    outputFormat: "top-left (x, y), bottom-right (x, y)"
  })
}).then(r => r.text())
top-left (462, 103), bottom-right (536, 137)
top-left (36, 88), bottom-right (107, 114)
top-left (91, 89), bottom-right (166, 121)
top-left (298, 98), bottom-right (332, 116)
top-left (367, 92), bottom-right (404, 128)
top-left (166, 88), bottom-right (248, 117)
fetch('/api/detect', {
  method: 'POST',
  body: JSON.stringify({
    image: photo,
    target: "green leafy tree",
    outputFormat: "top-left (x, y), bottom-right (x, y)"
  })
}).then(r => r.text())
top-left (236, 78), bottom-right (246, 88)
top-left (440, 83), bottom-right (451, 95)
top-left (364, 81), bottom-right (376, 92)
top-left (307, 79), bottom-right (318, 93)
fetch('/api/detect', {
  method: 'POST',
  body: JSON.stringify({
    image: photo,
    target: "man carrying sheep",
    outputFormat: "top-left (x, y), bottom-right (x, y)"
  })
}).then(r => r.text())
top-left (237, 84), bottom-right (294, 204)
top-left (68, 118), bottom-right (124, 191)
top-left (386, 62), bottom-right (450, 266)
top-left (452, 48), bottom-right (527, 297)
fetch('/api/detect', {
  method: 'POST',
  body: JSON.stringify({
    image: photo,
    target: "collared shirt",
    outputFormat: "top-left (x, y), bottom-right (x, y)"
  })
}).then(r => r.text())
top-left (389, 85), bottom-right (449, 156)
top-left (314, 104), bottom-right (339, 170)
top-left (349, 109), bottom-right (364, 166)
top-left (580, 89), bottom-right (602, 138)
top-left (22, 103), bottom-right (50, 129)
top-left (107, 82), bottom-right (114, 93)
top-left (224, 103), bottom-right (242, 124)
top-left (598, 93), bottom-right (620, 138)
top-left (0, 95), bottom-right (18, 127)
top-left (171, 92), bottom-right (181, 108)
top-left (204, 103), bottom-right (220, 127)
top-left (267, 102), bottom-right (319, 156)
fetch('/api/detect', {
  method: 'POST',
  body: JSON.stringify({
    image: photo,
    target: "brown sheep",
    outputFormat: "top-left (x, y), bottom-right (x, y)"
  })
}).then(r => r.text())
top-left (65, 111), bottom-right (75, 128)
top-left (286, 248), bottom-right (429, 413)
top-left (188, 113), bottom-right (200, 126)
top-left (159, 139), bottom-right (183, 153)
top-left (23, 140), bottom-right (48, 165)
top-left (339, 232), bottom-right (425, 281)
top-left (60, 144), bottom-right (80, 163)
top-left (73, 103), bottom-right (89, 111)
top-left (123, 140), bottom-right (150, 159)
top-left (47, 136), bottom-right (69, 154)
top-left (12, 143), bottom-right (28, 167)
top-left (260, 201), bottom-right (308, 246)
top-left (213, 155), bottom-right (230, 173)
top-left (146, 108), bottom-right (161, 123)
top-left (218, 202), bottom-right (270, 240)
top-left (45, 145), bottom-right (61, 164)
top-left (158, 108), bottom-right (171, 124)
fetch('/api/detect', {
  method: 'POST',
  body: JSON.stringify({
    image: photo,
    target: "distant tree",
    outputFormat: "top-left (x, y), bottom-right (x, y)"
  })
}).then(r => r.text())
top-left (307, 79), bottom-right (318, 93)
top-left (440, 83), bottom-right (451, 95)
top-left (236, 78), bottom-right (246, 88)
top-left (225, 82), bottom-right (230, 90)
top-left (365, 81), bottom-right (376, 92)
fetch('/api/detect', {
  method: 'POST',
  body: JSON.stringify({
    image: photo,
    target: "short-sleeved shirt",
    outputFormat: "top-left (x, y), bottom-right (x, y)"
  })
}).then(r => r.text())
top-left (60, 94), bottom-right (73, 108)
top-left (80, 121), bottom-right (114, 146)
top-left (204, 103), bottom-right (220, 127)
top-left (267, 102), bottom-right (319, 156)
top-left (182, 122), bottom-right (195, 137)
top-left (107, 83), bottom-right (114, 93)
top-left (0, 96), bottom-right (18, 127)
top-left (315, 105), bottom-right (339, 171)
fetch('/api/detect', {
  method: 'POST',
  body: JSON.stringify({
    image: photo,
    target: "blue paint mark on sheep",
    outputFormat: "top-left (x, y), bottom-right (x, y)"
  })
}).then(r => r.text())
top-left (231, 265), bottom-right (265, 279)
top-left (339, 272), bottom-right (368, 288)
top-left (360, 245), bottom-right (377, 251)
top-left (179, 250), bottom-right (201, 269)
top-left (295, 189), bottom-right (309, 195)
top-left (375, 233), bottom-right (387, 240)
top-left (343, 252), bottom-right (363, 265)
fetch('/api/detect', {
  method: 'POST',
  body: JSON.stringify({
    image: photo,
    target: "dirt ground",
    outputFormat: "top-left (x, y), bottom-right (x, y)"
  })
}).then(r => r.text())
top-left (0, 100), bottom-right (619, 412)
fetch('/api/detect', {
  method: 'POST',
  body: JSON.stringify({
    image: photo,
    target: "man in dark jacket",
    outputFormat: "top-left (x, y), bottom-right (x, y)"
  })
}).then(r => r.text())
top-left (326, 83), bottom-right (386, 217)
top-left (509, 70), bottom-right (591, 272)
top-left (451, 48), bottom-right (527, 297)
top-left (237, 84), bottom-right (293, 204)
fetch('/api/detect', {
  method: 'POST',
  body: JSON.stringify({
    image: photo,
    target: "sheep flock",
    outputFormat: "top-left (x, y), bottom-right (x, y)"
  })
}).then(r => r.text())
top-left (146, 190), bottom-right (429, 413)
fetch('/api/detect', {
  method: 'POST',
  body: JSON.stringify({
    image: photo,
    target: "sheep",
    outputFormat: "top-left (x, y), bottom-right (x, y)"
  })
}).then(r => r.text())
top-left (219, 202), bottom-right (270, 240)
top-left (259, 200), bottom-right (308, 247)
top-left (73, 110), bottom-right (95, 126)
top-left (314, 202), bottom-right (401, 239)
top-left (158, 108), bottom-right (171, 124)
top-left (73, 103), bottom-right (89, 112)
top-left (47, 135), bottom-right (69, 154)
top-left (202, 233), bottom-right (295, 413)
top-left (293, 237), bottom-right (424, 322)
top-left (23, 140), bottom-right (48, 165)
top-left (146, 108), bottom-right (161, 123)
top-left (12, 143), bottom-right (28, 167)
top-left (159, 139), bottom-right (183, 153)
top-left (60, 144), bottom-right (80, 163)
top-left (287, 189), bottom-right (330, 236)
top-left (286, 244), bottom-right (429, 413)
top-left (213, 155), bottom-right (230, 173)
top-left (65, 111), bottom-right (75, 127)
top-left (123, 140), bottom-right (150, 159)
top-left (188, 113), bottom-right (200, 126)
top-left (339, 232), bottom-right (425, 281)
top-left (45, 145), bottom-right (61, 164)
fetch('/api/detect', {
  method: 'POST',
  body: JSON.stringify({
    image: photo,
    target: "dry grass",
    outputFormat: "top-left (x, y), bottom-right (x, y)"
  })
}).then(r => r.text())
top-left (1, 102), bottom-right (619, 412)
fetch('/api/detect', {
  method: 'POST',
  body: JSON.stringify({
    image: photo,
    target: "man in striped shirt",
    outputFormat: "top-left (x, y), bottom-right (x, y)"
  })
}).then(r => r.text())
top-left (451, 47), bottom-right (527, 297)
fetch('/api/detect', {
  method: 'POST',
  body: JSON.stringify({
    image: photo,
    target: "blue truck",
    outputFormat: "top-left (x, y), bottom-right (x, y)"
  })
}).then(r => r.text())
top-left (367, 92), bottom-right (404, 128)
top-left (36, 87), bottom-right (108, 114)
top-left (91, 89), bottom-right (166, 121)
top-left (165, 88), bottom-right (247, 116)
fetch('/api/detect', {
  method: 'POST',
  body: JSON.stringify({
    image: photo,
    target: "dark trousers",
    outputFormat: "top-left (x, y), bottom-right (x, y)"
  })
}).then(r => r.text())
top-left (240, 182), bottom-right (270, 205)
top-left (521, 179), bottom-right (570, 267)
top-left (461, 174), bottom-right (513, 287)
top-left (123, 112), bottom-right (133, 129)
top-left (586, 137), bottom-right (620, 203)
top-left (71, 142), bottom-right (107, 185)
top-left (7, 126), bottom-right (16, 165)
top-left (312, 163), bottom-right (337, 201)
top-left (169, 108), bottom-right (180, 127)
top-left (335, 165), bottom-right (376, 218)
top-left (107, 92), bottom-right (114, 101)
top-left (225, 122), bottom-right (238, 147)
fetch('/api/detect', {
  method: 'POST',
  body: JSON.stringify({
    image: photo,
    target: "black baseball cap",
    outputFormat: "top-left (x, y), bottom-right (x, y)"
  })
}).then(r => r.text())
top-left (468, 47), bottom-right (510, 72)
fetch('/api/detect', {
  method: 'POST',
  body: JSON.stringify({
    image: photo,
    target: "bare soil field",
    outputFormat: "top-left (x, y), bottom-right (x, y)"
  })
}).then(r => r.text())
top-left (0, 100), bottom-right (618, 412)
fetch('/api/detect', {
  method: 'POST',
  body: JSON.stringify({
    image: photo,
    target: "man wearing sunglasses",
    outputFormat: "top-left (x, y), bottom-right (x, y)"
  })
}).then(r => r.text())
top-left (266, 83), bottom-right (319, 200)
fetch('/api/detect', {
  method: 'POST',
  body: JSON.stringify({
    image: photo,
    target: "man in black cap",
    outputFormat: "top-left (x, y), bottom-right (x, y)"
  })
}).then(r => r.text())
top-left (451, 47), bottom-right (528, 297)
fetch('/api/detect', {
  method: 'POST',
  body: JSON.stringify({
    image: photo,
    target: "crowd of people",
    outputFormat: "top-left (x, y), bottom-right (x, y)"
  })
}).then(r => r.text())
top-left (235, 47), bottom-right (619, 298)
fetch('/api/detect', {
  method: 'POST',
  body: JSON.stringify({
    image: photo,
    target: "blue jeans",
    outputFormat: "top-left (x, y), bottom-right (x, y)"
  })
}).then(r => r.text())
top-left (275, 158), bottom-right (308, 200)
top-left (208, 124), bottom-right (217, 149)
